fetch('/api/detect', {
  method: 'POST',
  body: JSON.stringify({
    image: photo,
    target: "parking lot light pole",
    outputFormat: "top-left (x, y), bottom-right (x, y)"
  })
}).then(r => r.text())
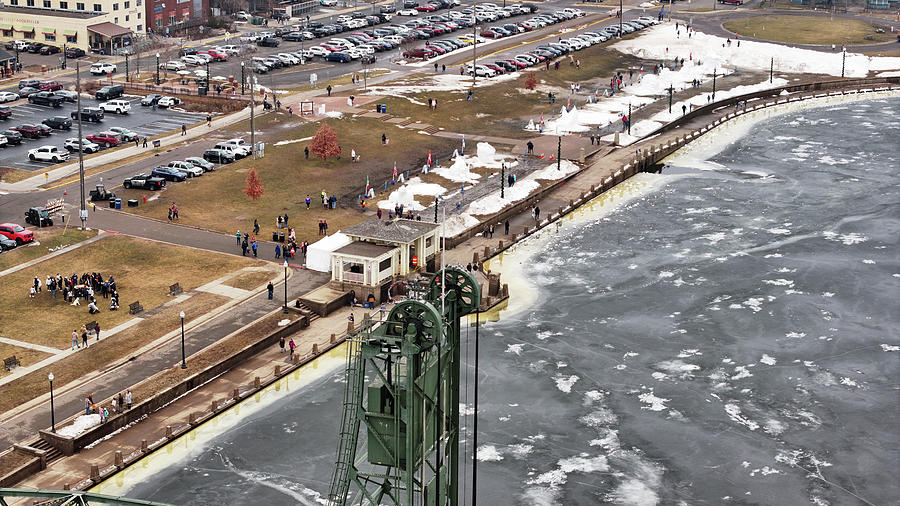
top-left (62, 43), bottom-right (67, 70)
top-left (240, 62), bottom-right (245, 94)
top-left (125, 53), bottom-right (129, 83)
top-left (48, 373), bottom-right (56, 433)
top-left (283, 260), bottom-right (289, 314)
top-left (155, 53), bottom-right (160, 85)
top-left (180, 311), bottom-right (187, 369)
top-left (76, 61), bottom-right (86, 230)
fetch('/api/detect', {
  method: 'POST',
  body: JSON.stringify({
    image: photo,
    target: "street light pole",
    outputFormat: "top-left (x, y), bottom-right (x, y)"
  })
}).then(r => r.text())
top-left (48, 373), bottom-right (56, 433)
top-left (770, 57), bottom-right (774, 83)
top-left (712, 69), bottom-right (717, 100)
top-left (472, 4), bottom-right (477, 94)
top-left (668, 85), bottom-right (673, 113)
top-left (282, 260), bottom-right (289, 314)
top-left (76, 61), bottom-right (86, 230)
top-left (62, 43), bottom-right (67, 70)
top-left (250, 74), bottom-right (256, 158)
top-left (500, 163), bottom-right (505, 199)
top-left (125, 53), bottom-right (129, 83)
top-left (557, 135), bottom-right (561, 171)
top-left (241, 62), bottom-right (245, 95)
top-left (180, 311), bottom-right (186, 369)
top-left (841, 49), bottom-right (846, 78)
top-left (155, 53), bottom-right (160, 85)
top-left (628, 102), bottom-right (632, 135)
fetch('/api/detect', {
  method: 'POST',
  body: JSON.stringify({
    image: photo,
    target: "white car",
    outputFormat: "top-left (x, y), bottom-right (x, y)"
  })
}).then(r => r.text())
top-left (64, 138), bottom-right (100, 153)
top-left (0, 91), bottom-right (19, 103)
top-left (308, 46), bottom-right (331, 57)
top-left (90, 63), bottom-right (117, 75)
top-left (219, 45), bottom-right (241, 54)
top-left (277, 53), bottom-right (300, 65)
top-left (181, 55), bottom-right (205, 66)
top-left (221, 138), bottom-right (252, 157)
top-left (336, 14), bottom-right (354, 23)
top-left (164, 60), bottom-right (187, 71)
top-left (28, 145), bottom-right (69, 163)
top-left (156, 96), bottom-right (181, 108)
top-left (466, 64), bottom-right (496, 77)
top-left (194, 53), bottom-right (213, 63)
top-left (636, 16), bottom-right (659, 25)
top-left (397, 8), bottom-right (418, 15)
top-left (99, 99), bottom-right (131, 114)
top-left (0, 135), bottom-right (7, 148)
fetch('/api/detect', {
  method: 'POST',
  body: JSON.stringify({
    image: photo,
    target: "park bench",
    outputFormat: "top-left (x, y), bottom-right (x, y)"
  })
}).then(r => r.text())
top-left (85, 321), bottom-right (98, 336)
top-left (4, 356), bottom-right (20, 372)
top-left (169, 283), bottom-right (183, 296)
top-left (129, 301), bottom-right (143, 315)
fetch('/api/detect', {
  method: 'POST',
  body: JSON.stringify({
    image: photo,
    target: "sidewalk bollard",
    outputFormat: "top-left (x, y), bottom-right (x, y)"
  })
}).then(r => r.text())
top-left (165, 426), bottom-right (173, 438)
top-left (211, 400), bottom-right (218, 412)
top-left (483, 246), bottom-right (490, 257)
top-left (232, 388), bottom-right (240, 400)
top-left (312, 343), bottom-right (319, 355)
top-left (254, 376), bottom-right (261, 388)
top-left (473, 252), bottom-right (479, 264)
top-left (292, 354), bottom-right (300, 364)
top-left (141, 440), bottom-right (148, 453)
top-left (331, 333), bottom-right (336, 342)
top-left (90, 465), bottom-right (100, 481)
top-left (498, 241), bottom-right (504, 249)
top-left (115, 451), bottom-right (123, 467)
top-left (63, 483), bottom-right (70, 490)
top-left (275, 365), bottom-right (281, 376)
top-left (347, 321), bottom-right (354, 332)
top-left (189, 413), bottom-right (197, 425)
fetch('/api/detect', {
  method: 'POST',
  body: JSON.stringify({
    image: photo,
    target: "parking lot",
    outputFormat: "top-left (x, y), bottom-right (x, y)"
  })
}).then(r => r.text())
top-left (0, 95), bottom-right (204, 172)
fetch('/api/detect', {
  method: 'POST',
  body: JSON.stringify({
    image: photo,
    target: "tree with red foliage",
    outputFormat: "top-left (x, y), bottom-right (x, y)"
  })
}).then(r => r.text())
top-left (310, 123), bottom-right (341, 160)
top-left (243, 168), bottom-right (264, 200)
top-left (525, 72), bottom-right (537, 90)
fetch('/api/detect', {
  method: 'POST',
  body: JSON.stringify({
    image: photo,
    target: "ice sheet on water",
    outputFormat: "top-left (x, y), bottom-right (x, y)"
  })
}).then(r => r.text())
top-left (759, 354), bottom-right (777, 366)
top-left (553, 374), bottom-right (579, 393)
top-left (638, 389), bottom-right (670, 411)
top-left (476, 444), bottom-right (504, 462)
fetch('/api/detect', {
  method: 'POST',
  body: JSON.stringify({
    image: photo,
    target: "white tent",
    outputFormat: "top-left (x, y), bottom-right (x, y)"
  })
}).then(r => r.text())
top-left (306, 231), bottom-right (351, 272)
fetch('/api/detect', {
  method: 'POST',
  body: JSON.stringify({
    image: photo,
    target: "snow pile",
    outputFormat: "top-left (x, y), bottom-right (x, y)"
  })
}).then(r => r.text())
top-left (306, 232), bottom-right (351, 272)
top-left (467, 180), bottom-right (540, 216)
top-left (432, 155), bottom-right (481, 183)
top-left (273, 136), bottom-right (312, 147)
top-left (324, 111), bottom-right (343, 118)
top-left (442, 213), bottom-right (480, 237)
top-left (367, 72), bottom-right (519, 98)
top-left (470, 142), bottom-right (514, 169)
top-left (58, 414), bottom-right (102, 438)
top-left (378, 177), bottom-right (446, 211)
top-left (529, 160), bottom-right (580, 181)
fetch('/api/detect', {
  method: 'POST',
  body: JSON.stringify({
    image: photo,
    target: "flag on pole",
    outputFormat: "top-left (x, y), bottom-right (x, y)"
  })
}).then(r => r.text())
top-left (366, 174), bottom-right (370, 192)
top-left (427, 150), bottom-right (432, 166)
top-left (392, 162), bottom-right (397, 181)
top-left (461, 135), bottom-right (466, 152)
top-left (540, 113), bottom-right (544, 124)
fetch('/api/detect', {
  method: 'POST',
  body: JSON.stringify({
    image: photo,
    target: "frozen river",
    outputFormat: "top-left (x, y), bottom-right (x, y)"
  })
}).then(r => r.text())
top-left (105, 95), bottom-right (900, 505)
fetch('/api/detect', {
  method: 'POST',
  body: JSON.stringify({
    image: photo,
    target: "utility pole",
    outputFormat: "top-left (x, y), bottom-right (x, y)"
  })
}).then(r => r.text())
top-left (76, 62), bottom-right (86, 230)
top-left (125, 53), bottom-right (129, 82)
top-left (668, 85), bottom-right (673, 113)
top-left (619, 0), bottom-right (623, 36)
top-left (628, 103), bottom-right (632, 135)
top-left (557, 136), bottom-right (561, 171)
top-left (471, 5), bottom-right (477, 94)
top-left (770, 57), bottom-right (773, 83)
top-left (62, 43), bottom-right (67, 69)
top-left (250, 74), bottom-right (256, 158)
top-left (712, 69), bottom-right (717, 100)
top-left (240, 62), bottom-right (245, 95)
top-left (500, 163), bottom-right (505, 199)
top-left (841, 49), bottom-right (846, 78)
top-left (434, 197), bottom-right (438, 223)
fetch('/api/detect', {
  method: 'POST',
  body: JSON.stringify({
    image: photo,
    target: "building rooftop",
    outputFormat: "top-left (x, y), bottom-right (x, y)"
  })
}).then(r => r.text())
top-left (1, 6), bottom-right (100, 19)
top-left (87, 21), bottom-right (131, 37)
top-left (343, 219), bottom-right (439, 244)
top-left (334, 241), bottom-right (396, 259)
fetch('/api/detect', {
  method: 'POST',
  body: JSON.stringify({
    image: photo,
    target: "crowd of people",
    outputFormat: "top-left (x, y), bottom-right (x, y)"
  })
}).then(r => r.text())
top-left (83, 390), bottom-right (134, 423)
top-left (30, 272), bottom-right (120, 314)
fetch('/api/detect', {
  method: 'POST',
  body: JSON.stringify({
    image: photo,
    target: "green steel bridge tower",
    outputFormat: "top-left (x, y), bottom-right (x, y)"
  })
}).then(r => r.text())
top-left (328, 266), bottom-right (481, 506)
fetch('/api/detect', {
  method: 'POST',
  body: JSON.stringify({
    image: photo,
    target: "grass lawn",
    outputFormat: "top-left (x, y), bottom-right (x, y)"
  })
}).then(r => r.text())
top-left (723, 15), bottom-right (896, 45)
top-left (118, 116), bottom-right (458, 243)
top-left (222, 270), bottom-right (278, 291)
top-left (0, 167), bottom-right (36, 184)
top-left (0, 235), bottom-right (262, 349)
top-left (0, 292), bottom-right (229, 416)
top-left (0, 343), bottom-right (51, 378)
top-left (376, 45), bottom-right (641, 139)
top-left (0, 228), bottom-right (97, 272)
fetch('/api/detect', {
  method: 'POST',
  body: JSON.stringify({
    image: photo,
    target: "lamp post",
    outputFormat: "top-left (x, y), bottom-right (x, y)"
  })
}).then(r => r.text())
top-left (76, 61), bottom-right (86, 230)
top-left (841, 49), bottom-right (846, 78)
top-left (125, 52), bottom-right (129, 83)
top-left (179, 311), bottom-right (186, 369)
top-left (282, 260), bottom-right (289, 314)
top-left (155, 53), bottom-right (160, 85)
top-left (62, 43), bottom-right (67, 70)
top-left (668, 84), bottom-right (673, 113)
top-left (628, 102), bottom-right (632, 135)
top-left (240, 62), bottom-right (245, 95)
top-left (770, 57), bottom-right (774, 83)
top-left (712, 69), bottom-right (717, 101)
top-left (557, 135), bottom-right (561, 172)
top-left (48, 373), bottom-right (56, 433)
top-left (500, 163), bottom-right (505, 199)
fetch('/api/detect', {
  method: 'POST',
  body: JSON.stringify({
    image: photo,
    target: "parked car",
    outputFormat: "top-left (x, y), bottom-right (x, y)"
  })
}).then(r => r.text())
top-left (99, 99), bottom-right (131, 114)
top-left (43, 116), bottom-right (72, 130)
top-left (2, 130), bottom-right (23, 145)
top-left (65, 47), bottom-right (86, 58)
top-left (258, 37), bottom-right (280, 47)
top-left (202, 149), bottom-right (235, 164)
top-left (402, 48), bottom-right (436, 58)
top-left (141, 94), bottom-right (163, 106)
top-left (156, 96), bottom-right (181, 108)
top-left (165, 60), bottom-right (187, 71)
top-left (54, 90), bottom-right (78, 102)
top-left (0, 92), bottom-right (19, 103)
top-left (0, 134), bottom-right (6, 148)
top-left (18, 78), bottom-right (41, 89)
top-left (24, 207), bottom-right (53, 227)
top-left (28, 92), bottom-right (64, 107)
top-left (0, 236), bottom-right (16, 251)
top-left (181, 55), bottom-right (205, 66)
top-left (184, 156), bottom-right (215, 172)
top-left (95, 84), bottom-right (125, 100)
top-left (38, 81), bottom-right (63, 92)
top-left (64, 138), bottom-right (100, 153)
top-left (90, 63), bottom-right (117, 75)
top-left (71, 108), bottom-right (104, 122)
top-left (325, 52), bottom-right (352, 63)
top-left (108, 126), bottom-right (138, 142)
top-left (151, 166), bottom-right (187, 182)
top-left (18, 87), bottom-right (41, 98)
top-left (123, 173), bottom-right (166, 190)
top-left (0, 107), bottom-right (11, 120)
top-left (11, 124), bottom-right (43, 139)
top-left (28, 145), bottom-right (69, 162)
top-left (0, 223), bottom-right (34, 245)
top-left (167, 160), bottom-right (203, 177)
top-left (86, 131), bottom-right (122, 148)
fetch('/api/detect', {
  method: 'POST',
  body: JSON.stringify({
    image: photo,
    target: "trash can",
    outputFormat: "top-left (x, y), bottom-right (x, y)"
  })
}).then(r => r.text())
top-left (279, 231), bottom-right (285, 243)
top-left (272, 231), bottom-right (278, 241)
top-left (375, 104), bottom-right (381, 113)
top-left (109, 199), bottom-right (116, 209)
top-left (380, 104), bottom-right (387, 113)
top-left (198, 86), bottom-right (208, 96)
top-left (114, 198), bottom-right (122, 210)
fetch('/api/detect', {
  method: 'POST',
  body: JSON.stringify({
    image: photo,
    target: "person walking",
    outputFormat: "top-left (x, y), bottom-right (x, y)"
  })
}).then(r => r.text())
top-left (117, 392), bottom-right (124, 412)
top-left (304, 146), bottom-right (309, 160)
top-left (526, 140), bottom-right (534, 155)
top-left (504, 219), bottom-right (510, 235)
top-left (95, 322), bottom-right (101, 341)
top-left (81, 327), bottom-right (89, 348)
top-left (181, 124), bottom-right (186, 136)
top-left (253, 219), bottom-right (260, 234)
top-left (252, 241), bottom-right (258, 257)
top-left (382, 133), bottom-right (387, 145)
top-left (279, 335), bottom-right (286, 353)
top-left (288, 338), bottom-right (296, 358)
top-left (275, 244), bottom-right (281, 259)
top-left (125, 390), bottom-right (132, 410)
top-left (236, 230), bottom-right (242, 245)
top-left (206, 114), bottom-right (212, 127)
top-left (72, 330), bottom-right (79, 350)
top-left (267, 281), bottom-right (274, 300)
top-left (305, 195), bottom-right (311, 209)
top-left (326, 84), bottom-right (332, 97)
top-left (84, 395), bottom-right (92, 415)
top-left (241, 238), bottom-right (249, 256)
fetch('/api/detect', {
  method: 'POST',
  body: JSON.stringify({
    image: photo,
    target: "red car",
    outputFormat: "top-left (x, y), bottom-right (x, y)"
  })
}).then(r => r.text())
top-left (484, 63), bottom-right (505, 74)
top-left (480, 30), bottom-right (503, 39)
top-left (424, 45), bottom-right (447, 55)
top-left (415, 4), bottom-right (437, 11)
top-left (86, 131), bottom-right (122, 147)
top-left (11, 124), bottom-right (42, 139)
top-left (402, 48), bottom-right (436, 59)
top-left (504, 59), bottom-right (528, 69)
top-left (201, 51), bottom-right (228, 61)
top-left (0, 223), bottom-right (34, 245)
top-left (39, 81), bottom-right (63, 91)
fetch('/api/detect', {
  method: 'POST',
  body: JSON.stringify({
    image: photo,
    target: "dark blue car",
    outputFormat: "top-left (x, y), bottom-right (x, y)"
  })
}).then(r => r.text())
top-left (325, 52), bottom-right (352, 63)
top-left (151, 165), bottom-right (188, 182)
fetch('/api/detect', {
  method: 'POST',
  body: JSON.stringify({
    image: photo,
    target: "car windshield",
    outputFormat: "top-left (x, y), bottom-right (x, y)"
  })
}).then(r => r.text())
top-left (13, 225), bottom-right (25, 233)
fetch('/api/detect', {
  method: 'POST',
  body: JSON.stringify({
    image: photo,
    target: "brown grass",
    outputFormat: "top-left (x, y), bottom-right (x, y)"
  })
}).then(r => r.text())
top-left (0, 449), bottom-right (35, 478)
top-left (117, 116), bottom-right (458, 244)
top-left (0, 292), bottom-right (229, 415)
top-left (0, 343), bottom-right (52, 378)
top-left (222, 270), bottom-right (277, 291)
top-left (0, 234), bottom-right (261, 348)
top-left (0, 228), bottom-right (97, 272)
top-left (0, 166), bottom-right (36, 184)
top-left (723, 15), bottom-right (896, 45)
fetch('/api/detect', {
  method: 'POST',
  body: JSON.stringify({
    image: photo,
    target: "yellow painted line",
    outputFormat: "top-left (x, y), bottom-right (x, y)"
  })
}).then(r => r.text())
top-left (464, 15), bottom-right (613, 63)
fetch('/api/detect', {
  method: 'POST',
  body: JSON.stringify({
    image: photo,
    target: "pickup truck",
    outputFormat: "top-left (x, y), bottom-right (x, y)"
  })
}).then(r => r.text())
top-left (71, 108), bottom-right (104, 122)
top-left (123, 173), bottom-right (166, 190)
top-left (28, 145), bottom-right (69, 162)
top-left (28, 92), bottom-right (65, 107)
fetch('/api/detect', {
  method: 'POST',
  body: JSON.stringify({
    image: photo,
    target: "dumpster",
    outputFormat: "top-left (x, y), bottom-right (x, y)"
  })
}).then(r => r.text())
top-left (114, 198), bottom-right (122, 210)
